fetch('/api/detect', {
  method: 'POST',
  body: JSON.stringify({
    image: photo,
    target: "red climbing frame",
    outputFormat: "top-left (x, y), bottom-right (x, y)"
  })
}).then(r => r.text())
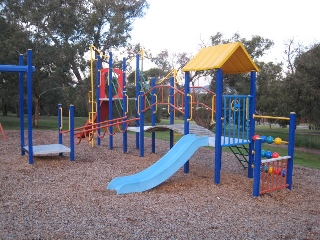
top-left (260, 158), bottom-right (289, 194)
top-left (99, 68), bottom-right (123, 99)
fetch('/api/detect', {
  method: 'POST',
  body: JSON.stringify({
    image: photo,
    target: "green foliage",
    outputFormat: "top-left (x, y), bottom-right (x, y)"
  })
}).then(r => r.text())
top-left (256, 61), bottom-right (285, 116)
top-left (209, 32), bottom-right (274, 61)
top-left (0, 0), bottom-right (149, 122)
top-left (290, 44), bottom-right (320, 128)
top-left (254, 125), bottom-right (320, 150)
top-left (206, 33), bottom-right (320, 133)
top-left (295, 134), bottom-right (320, 150)
top-left (0, 17), bottom-right (31, 116)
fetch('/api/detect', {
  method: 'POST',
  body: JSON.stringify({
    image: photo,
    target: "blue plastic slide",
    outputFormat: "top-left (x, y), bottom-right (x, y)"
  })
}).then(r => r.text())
top-left (107, 134), bottom-right (209, 194)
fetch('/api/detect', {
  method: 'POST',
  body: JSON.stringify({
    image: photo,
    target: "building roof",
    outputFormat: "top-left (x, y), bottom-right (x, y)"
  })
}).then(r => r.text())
top-left (182, 42), bottom-right (259, 74)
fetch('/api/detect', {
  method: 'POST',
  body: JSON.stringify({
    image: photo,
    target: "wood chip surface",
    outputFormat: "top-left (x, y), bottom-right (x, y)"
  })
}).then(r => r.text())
top-left (0, 130), bottom-right (319, 239)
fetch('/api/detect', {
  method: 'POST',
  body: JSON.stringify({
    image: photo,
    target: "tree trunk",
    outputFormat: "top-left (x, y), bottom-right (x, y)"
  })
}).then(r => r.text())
top-left (33, 97), bottom-right (39, 127)
top-left (16, 101), bottom-right (19, 117)
top-left (2, 102), bottom-right (7, 116)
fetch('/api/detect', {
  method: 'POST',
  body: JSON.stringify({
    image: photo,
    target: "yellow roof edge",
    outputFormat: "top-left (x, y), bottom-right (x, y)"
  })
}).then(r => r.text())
top-left (220, 42), bottom-right (260, 72)
top-left (237, 42), bottom-right (260, 72)
top-left (182, 42), bottom-right (260, 73)
top-left (182, 42), bottom-right (242, 72)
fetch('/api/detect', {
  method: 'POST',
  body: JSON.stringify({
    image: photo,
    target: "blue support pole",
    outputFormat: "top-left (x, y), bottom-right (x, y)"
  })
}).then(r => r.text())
top-left (123, 91), bottom-right (128, 152)
top-left (19, 54), bottom-right (25, 156)
top-left (214, 69), bottom-right (223, 184)
top-left (69, 105), bottom-right (75, 161)
top-left (96, 55), bottom-right (101, 146)
top-left (0, 65), bottom-right (35, 72)
top-left (108, 52), bottom-right (113, 149)
top-left (183, 72), bottom-right (190, 173)
top-left (58, 104), bottom-right (63, 157)
top-left (184, 72), bottom-right (190, 136)
top-left (248, 71), bottom-right (257, 178)
top-left (253, 138), bottom-right (262, 197)
top-left (151, 78), bottom-right (156, 153)
top-left (139, 91), bottom-right (145, 157)
top-left (287, 112), bottom-right (296, 190)
top-left (58, 104), bottom-right (62, 144)
top-left (3, 50), bottom-right (35, 163)
top-left (27, 49), bottom-right (33, 164)
top-left (135, 54), bottom-right (141, 149)
top-left (122, 58), bottom-right (128, 153)
top-left (169, 76), bottom-right (174, 149)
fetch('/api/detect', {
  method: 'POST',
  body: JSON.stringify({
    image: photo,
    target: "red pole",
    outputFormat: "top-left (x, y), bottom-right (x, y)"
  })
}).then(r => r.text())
top-left (0, 123), bottom-right (7, 140)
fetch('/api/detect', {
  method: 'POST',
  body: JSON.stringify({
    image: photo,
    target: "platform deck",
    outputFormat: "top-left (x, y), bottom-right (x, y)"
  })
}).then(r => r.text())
top-left (23, 144), bottom-right (70, 156)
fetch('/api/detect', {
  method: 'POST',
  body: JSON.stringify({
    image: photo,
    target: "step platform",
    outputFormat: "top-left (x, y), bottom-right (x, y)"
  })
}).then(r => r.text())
top-left (23, 144), bottom-right (70, 156)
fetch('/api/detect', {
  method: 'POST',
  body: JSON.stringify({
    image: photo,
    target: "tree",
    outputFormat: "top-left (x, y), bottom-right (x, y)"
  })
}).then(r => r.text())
top-left (283, 39), bottom-right (306, 75)
top-left (288, 43), bottom-right (320, 129)
top-left (255, 61), bottom-right (284, 118)
top-left (206, 32), bottom-right (274, 61)
top-left (1, 0), bottom-right (149, 125)
top-left (0, 17), bottom-right (31, 116)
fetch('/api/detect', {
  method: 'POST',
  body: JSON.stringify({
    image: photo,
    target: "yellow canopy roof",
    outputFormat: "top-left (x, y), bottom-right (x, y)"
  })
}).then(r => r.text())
top-left (182, 42), bottom-right (259, 74)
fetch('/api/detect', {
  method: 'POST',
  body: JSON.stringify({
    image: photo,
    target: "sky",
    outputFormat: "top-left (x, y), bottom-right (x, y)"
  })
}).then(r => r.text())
top-left (131, 0), bottom-right (319, 65)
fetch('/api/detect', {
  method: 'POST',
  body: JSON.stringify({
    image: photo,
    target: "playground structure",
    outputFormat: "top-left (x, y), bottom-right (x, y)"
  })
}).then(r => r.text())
top-left (88, 42), bottom-right (296, 196)
top-left (0, 50), bottom-right (73, 164)
top-left (251, 115), bottom-right (296, 197)
top-left (181, 43), bottom-right (296, 196)
top-left (81, 44), bottom-right (216, 157)
top-left (0, 42), bottom-right (296, 197)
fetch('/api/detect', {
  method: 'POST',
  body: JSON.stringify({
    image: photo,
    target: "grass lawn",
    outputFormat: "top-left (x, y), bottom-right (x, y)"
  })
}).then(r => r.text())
top-left (1, 114), bottom-right (319, 169)
top-left (0, 113), bottom-right (87, 130)
top-left (254, 124), bottom-right (320, 150)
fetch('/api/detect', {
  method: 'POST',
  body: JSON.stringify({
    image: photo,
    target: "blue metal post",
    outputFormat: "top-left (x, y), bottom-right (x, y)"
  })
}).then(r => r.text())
top-left (122, 58), bottom-right (128, 153)
top-left (69, 105), bottom-right (75, 161)
top-left (151, 78), bottom-right (156, 153)
top-left (169, 76), bottom-right (174, 148)
top-left (19, 54), bottom-right (25, 156)
top-left (248, 71), bottom-right (257, 178)
top-left (58, 104), bottom-right (62, 144)
top-left (287, 112), bottom-right (296, 190)
top-left (123, 90), bottom-right (128, 152)
top-left (108, 52), bottom-right (113, 149)
top-left (96, 55), bottom-right (101, 146)
top-left (214, 69), bottom-right (223, 184)
top-left (139, 91), bottom-right (145, 157)
top-left (27, 49), bottom-right (33, 164)
top-left (253, 138), bottom-right (262, 197)
top-left (184, 72), bottom-right (190, 173)
top-left (135, 54), bottom-right (141, 149)
top-left (0, 65), bottom-right (35, 72)
top-left (58, 104), bottom-right (63, 157)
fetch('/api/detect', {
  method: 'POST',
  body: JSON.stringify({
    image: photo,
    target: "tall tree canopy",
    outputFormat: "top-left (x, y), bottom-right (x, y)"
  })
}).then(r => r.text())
top-left (1, 0), bottom-right (149, 81)
top-left (285, 43), bottom-right (320, 128)
top-left (0, 0), bottom-right (149, 124)
top-left (0, 16), bottom-right (31, 115)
